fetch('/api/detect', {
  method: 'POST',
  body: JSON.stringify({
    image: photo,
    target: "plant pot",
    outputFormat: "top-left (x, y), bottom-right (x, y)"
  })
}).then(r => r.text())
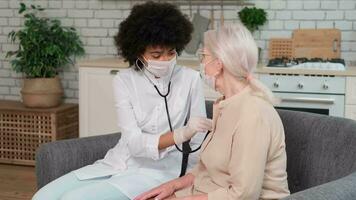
top-left (21, 77), bottom-right (64, 108)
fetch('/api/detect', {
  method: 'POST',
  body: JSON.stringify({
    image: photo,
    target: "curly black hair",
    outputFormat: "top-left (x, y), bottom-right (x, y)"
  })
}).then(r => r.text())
top-left (114, 1), bottom-right (193, 69)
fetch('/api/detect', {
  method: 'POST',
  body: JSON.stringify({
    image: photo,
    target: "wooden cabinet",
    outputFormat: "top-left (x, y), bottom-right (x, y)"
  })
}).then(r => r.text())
top-left (0, 100), bottom-right (78, 165)
top-left (79, 67), bottom-right (121, 137)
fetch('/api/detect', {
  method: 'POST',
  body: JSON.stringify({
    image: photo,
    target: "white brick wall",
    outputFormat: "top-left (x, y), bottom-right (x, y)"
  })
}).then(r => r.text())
top-left (0, 1), bottom-right (9, 8)
top-left (268, 20), bottom-right (284, 30)
top-left (293, 11), bottom-right (325, 20)
top-left (275, 11), bottom-right (292, 20)
top-left (68, 10), bottom-right (93, 18)
top-left (285, 20), bottom-right (299, 30)
top-left (321, 1), bottom-right (339, 10)
top-left (336, 21), bottom-right (353, 30)
top-left (345, 11), bottom-right (356, 20)
top-left (0, 9), bottom-right (13, 17)
top-left (303, 1), bottom-right (320, 9)
top-left (326, 11), bottom-right (344, 20)
top-left (287, 1), bottom-right (303, 10)
top-left (0, 0), bottom-right (355, 102)
top-left (339, 1), bottom-right (356, 10)
top-left (270, 0), bottom-right (287, 10)
top-left (95, 10), bottom-right (122, 19)
top-left (317, 21), bottom-right (334, 29)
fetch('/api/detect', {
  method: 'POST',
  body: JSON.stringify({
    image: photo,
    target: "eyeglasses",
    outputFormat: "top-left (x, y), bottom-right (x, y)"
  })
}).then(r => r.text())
top-left (197, 49), bottom-right (215, 64)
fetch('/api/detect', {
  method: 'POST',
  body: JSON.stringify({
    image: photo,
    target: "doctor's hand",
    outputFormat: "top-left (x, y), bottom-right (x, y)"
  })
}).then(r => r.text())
top-left (173, 117), bottom-right (212, 145)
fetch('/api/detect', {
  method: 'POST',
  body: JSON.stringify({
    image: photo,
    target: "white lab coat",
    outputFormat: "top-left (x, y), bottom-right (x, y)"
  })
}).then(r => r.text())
top-left (74, 65), bottom-right (206, 199)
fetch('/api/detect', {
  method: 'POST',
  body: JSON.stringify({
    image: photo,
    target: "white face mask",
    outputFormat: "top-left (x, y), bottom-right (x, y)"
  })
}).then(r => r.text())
top-left (200, 63), bottom-right (216, 90)
top-left (143, 56), bottom-right (176, 78)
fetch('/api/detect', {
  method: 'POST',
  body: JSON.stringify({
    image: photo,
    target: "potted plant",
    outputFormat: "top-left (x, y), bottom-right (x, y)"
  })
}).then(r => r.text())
top-left (238, 7), bottom-right (267, 63)
top-left (6, 3), bottom-right (84, 108)
top-left (238, 7), bottom-right (267, 33)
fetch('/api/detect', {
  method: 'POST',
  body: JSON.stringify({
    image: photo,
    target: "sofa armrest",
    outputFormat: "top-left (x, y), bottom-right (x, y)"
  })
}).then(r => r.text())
top-left (35, 133), bottom-right (121, 189)
top-left (282, 172), bottom-right (356, 200)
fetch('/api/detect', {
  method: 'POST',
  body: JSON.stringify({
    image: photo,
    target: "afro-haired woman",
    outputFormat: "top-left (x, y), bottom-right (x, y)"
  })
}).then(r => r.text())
top-left (32, 2), bottom-right (211, 200)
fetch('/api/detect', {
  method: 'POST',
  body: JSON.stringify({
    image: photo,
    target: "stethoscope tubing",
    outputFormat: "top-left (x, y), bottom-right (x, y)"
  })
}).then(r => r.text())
top-left (153, 81), bottom-right (209, 154)
top-left (136, 59), bottom-right (209, 154)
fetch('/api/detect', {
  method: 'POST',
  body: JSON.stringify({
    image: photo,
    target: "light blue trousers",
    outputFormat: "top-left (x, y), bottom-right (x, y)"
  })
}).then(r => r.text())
top-left (32, 172), bottom-right (130, 200)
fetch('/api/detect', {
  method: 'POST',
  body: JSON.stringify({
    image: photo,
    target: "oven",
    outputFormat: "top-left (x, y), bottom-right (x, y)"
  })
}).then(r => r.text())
top-left (259, 74), bottom-right (346, 117)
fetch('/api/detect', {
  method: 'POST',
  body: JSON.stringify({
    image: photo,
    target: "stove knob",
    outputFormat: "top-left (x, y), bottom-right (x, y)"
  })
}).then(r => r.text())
top-left (298, 83), bottom-right (304, 89)
top-left (323, 84), bottom-right (329, 90)
top-left (273, 82), bottom-right (279, 88)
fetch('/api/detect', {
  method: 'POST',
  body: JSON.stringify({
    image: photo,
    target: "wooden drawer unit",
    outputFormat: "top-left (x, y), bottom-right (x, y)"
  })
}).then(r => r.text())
top-left (0, 100), bottom-right (78, 165)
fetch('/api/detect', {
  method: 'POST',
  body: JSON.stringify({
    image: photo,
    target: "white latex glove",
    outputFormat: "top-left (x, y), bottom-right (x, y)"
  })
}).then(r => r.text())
top-left (173, 117), bottom-right (212, 145)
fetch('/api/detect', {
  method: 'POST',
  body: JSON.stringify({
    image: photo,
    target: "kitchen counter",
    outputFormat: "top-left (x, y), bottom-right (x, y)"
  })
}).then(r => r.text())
top-left (78, 57), bottom-right (200, 70)
top-left (78, 57), bottom-right (356, 77)
top-left (78, 57), bottom-right (128, 68)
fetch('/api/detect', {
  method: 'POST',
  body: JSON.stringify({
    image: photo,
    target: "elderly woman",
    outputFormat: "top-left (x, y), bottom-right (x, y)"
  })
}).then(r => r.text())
top-left (33, 2), bottom-right (211, 200)
top-left (135, 23), bottom-right (290, 200)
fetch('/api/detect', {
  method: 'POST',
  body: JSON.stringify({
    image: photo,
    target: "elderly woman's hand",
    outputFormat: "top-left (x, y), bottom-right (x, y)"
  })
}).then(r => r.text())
top-left (135, 174), bottom-right (196, 200)
top-left (165, 194), bottom-right (208, 200)
top-left (134, 181), bottom-right (177, 200)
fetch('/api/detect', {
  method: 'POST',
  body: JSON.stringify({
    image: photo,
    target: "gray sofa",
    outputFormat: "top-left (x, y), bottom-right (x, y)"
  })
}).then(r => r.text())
top-left (36, 102), bottom-right (356, 199)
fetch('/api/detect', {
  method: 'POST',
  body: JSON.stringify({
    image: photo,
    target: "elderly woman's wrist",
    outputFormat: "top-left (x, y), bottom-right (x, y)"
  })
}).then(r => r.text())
top-left (171, 178), bottom-right (184, 191)
top-left (176, 173), bottom-right (195, 190)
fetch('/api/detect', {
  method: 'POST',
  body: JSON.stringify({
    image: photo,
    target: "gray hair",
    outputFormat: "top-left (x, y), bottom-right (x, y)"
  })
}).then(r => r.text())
top-left (204, 23), bottom-right (278, 104)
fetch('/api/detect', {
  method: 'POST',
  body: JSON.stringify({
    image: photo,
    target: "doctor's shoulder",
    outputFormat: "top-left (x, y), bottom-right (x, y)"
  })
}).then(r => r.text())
top-left (112, 68), bottom-right (134, 88)
top-left (113, 67), bottom-right (137, 80)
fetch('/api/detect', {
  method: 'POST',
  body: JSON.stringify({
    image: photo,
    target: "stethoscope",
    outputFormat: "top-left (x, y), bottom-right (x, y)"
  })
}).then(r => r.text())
top-left (136, 58), bottom-right (210, 154)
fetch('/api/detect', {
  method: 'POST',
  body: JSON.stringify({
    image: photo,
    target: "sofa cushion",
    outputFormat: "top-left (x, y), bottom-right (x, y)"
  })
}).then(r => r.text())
top-left (277, 110), bottom-right (356, 193)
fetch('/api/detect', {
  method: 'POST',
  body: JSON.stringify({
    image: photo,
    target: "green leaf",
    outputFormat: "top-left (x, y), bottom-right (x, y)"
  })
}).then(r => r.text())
top-left (6, 51), bottom-right (17, 58)
top-left (7, 30), bottom-right (15, 38)
top-left (24, 13), bottom-right (31, 18)
top-left (19, 3), bottom-right (26, 14)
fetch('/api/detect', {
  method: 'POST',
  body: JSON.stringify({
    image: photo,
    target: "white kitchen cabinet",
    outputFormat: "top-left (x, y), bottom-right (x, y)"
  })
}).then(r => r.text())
top-left (345, 77), bottom-right (356, 120)
top-left (345, 77), bottom-right (356, 121)
top-left (79, 66), bottom-right (121, 137)
top-left (346, 77), bottom-right (356, 105)
top-left (345, 105), bottom-right (356, 120)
